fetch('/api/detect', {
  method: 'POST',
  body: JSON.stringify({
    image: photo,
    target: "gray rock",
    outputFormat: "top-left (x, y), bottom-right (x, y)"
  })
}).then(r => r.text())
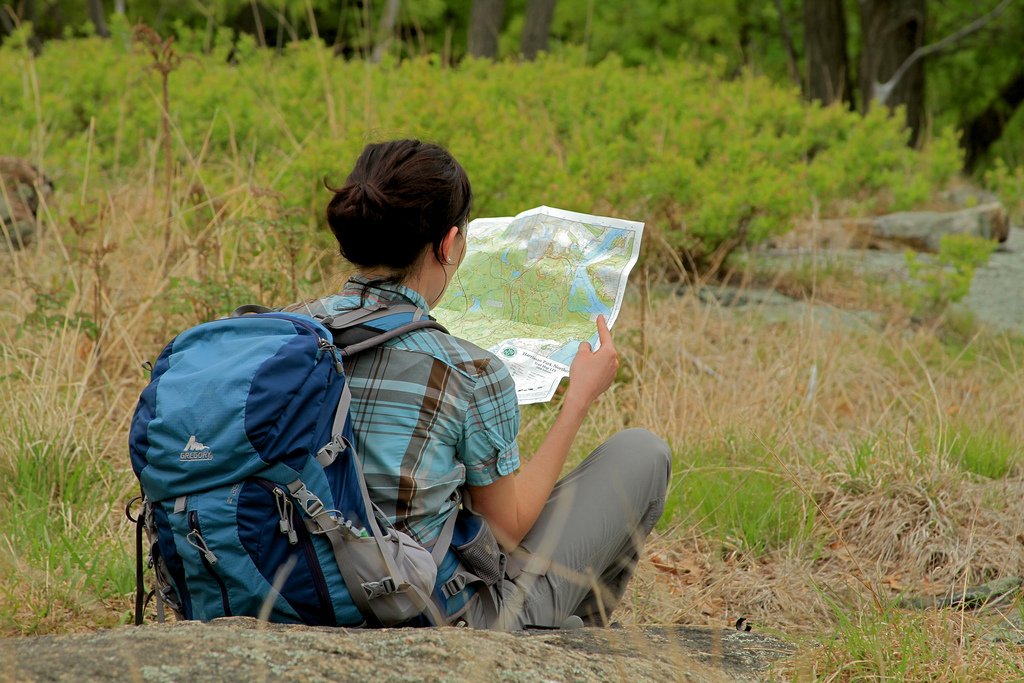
top-left (939, 186), bottom-right (1001, 209)
top-left (961, 226), bottom-right (1024, 333)
top-left (844, 203), bottom-right (1010, 252)
top-left (669, 284), bottom-right (882, 333)
top-left (897, 576), bottom-right (1022, 610)
top-left (767, 203), bottom-right (1011, 253)
top-left (0, 618), bottom-right (793, 683)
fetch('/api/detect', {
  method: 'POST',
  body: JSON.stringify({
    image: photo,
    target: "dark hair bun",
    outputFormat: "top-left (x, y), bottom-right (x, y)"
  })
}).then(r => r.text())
top-left (326, 140), bottom-right (472, 275)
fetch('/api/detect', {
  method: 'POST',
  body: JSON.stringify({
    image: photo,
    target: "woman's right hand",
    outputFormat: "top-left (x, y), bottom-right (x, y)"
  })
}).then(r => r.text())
top-left (566, 315), bottom-right (619, 407)
top-left (471, 315), bottom-right (619, 549)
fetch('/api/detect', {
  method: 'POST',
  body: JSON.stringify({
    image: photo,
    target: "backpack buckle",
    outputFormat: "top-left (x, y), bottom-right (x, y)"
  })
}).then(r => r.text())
top-left (315, 436), bottom-right (350, 467)
top-left (288, 481), bottom-right (326, 517)
top-left (442, 573), bottom-right (467, 599)
top-left (362, 576), bottom-right (397, 600)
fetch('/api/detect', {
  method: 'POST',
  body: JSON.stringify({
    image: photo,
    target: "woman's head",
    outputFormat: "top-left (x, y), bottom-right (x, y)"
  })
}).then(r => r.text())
top-left (326, 140), bottom-right (472, 280)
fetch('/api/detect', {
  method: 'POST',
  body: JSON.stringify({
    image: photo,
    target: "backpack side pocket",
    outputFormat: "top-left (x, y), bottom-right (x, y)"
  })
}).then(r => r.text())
top-left (453, 513), bottom-right (503, 586)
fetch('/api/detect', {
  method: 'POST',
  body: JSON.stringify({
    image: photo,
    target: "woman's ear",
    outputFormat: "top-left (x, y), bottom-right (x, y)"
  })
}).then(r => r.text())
top-left (440, 225), bottom-right (461, 265)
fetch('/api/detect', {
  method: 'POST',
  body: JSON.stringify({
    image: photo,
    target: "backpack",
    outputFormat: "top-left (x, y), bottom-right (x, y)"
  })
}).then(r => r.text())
top-left (127, 302), bottom-right (497, 627)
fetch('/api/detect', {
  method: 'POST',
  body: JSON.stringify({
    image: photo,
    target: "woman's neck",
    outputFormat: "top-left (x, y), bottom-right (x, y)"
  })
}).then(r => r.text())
top-left (357, 267), bottom-right (446, 310)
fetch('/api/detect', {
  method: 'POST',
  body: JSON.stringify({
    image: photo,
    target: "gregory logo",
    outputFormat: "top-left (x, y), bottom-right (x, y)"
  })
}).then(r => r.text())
top-left (180, 435), bottom-right (214, 461)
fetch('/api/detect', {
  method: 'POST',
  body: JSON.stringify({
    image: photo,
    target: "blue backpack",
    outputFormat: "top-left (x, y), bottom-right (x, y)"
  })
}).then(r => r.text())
top-left (128, 303), bottom-right (499, 627)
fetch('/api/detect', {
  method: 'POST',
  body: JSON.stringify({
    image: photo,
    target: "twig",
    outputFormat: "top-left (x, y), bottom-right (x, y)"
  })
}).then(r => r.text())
top-left (874, 0), bottom-right (1013, 105)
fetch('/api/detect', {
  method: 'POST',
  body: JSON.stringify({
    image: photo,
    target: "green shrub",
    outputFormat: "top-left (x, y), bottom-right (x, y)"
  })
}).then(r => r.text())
top-left (903, 234), bottom-right (998, 319)
top-left (0, 37), bottom-right (960, 273)
top-left (985, 159), bottom-right (1024, 225)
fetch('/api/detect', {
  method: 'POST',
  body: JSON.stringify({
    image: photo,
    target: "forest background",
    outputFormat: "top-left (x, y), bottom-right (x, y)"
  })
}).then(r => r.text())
top-left (2, 1), bottom-right (1024, 680)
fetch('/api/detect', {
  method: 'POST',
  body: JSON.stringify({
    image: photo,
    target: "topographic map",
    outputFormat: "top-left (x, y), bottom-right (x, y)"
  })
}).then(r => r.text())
top-left (434, 206), bottom-right (644, 404)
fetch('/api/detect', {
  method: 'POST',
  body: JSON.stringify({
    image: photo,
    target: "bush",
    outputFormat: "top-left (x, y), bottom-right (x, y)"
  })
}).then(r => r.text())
top-left (902, 234), bottom-right (997, 319)
top-left (0, 36), bottom-right (961, 272)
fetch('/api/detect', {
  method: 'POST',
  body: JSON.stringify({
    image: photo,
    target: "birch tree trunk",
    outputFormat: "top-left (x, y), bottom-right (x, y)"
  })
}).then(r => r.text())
top-left (859, 0), bottom-right (926, 145)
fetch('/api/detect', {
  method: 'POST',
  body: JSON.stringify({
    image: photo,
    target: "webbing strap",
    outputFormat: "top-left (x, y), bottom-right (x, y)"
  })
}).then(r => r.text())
top-left (315, 384), bottom-right (353, 467)
top-left (319, 305), bottom-right (386, 329)
top-left (442, 569), bottom-right (500, 626)
top-left (408, 583), bottom-right (446, 627)
top-left (430, 509), bottom-right (460, 566)
top-left (133, 510), bottom-right (145, 626)
top-left (473, 581), bottom-right (500, 626)
top-left (338, 319), bottom-right (448, 357)
top-left (230, 304), bottom-right (277, 317)
top-left (334, 384), bottom-right (352, 437)
top-left (321, 303), bottom-right (426, 330)
top-left (155, 591), bottom-right (167, 623)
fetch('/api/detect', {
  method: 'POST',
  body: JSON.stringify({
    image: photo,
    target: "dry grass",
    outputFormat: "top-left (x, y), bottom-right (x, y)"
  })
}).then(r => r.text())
top-left (3, 161), bottom-right (1024, 677)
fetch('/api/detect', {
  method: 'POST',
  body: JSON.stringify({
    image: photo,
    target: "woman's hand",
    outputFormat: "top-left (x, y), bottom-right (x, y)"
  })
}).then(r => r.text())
top-left (565, 315), bottom-right (618, 407)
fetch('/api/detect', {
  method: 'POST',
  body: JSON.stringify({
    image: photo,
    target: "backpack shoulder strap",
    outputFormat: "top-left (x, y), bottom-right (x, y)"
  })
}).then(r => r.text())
top-left (230, 304), bottom-right (278, 316)
top-left (318, 303), bottom-right (450, 357)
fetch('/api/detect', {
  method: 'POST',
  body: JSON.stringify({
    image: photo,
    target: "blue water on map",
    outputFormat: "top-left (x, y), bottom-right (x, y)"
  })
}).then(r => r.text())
top-left (594, 229), bottom-right (627, 256)
top-left (568, 266), bottom-right (612, 317)
top-left (550, 332), bottom-right (601, 366)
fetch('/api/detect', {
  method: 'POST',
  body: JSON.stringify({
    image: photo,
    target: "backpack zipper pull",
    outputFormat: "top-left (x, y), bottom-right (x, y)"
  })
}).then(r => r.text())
top-left (273, 488), bottom-right (299, 545)
top-left (186, 530), bottom-right (218, 565)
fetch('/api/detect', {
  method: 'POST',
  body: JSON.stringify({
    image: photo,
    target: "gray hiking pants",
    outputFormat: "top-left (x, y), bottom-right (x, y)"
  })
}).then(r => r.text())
top-left (466, 428), bottom-right (672, 630)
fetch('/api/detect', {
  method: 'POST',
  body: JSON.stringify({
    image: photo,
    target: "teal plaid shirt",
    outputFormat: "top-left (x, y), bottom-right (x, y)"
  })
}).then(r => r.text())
top-left (296, 276), bottom-right (521, 545)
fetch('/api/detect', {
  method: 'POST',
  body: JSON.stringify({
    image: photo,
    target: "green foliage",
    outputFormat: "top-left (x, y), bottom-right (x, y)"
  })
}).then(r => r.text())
top-left (549, 0), bottom-right (796, 76)
top-left (662, 437), bottom-right (815, 554)
top-left (796, 598), bottom-right (1024, 681)
top-left (928, 3), bottom-right (1024, 170)
top-left (903, 234), bottom-right (997, 319)
top-left (6, 0), bottom-right (1024, 179)
top-left (985, 159), bottom-right (1024, 224)
top-left (0, 37), bottom-right (959, 272)
top-left (941, 424), bottom-right (1023, 480)
top-left (0, 422), bottom-right (135, 632)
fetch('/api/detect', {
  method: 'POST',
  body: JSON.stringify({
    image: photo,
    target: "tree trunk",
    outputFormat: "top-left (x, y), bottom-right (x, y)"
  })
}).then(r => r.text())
top-left (521, 0), bottom-right (556, 60)
top-left (88, 0), bottom-right (110, 38)
top-left (962, 71), bottom-right (1024, 172)
top-left (0, 4), bottom-right (13, 34)
top-left (371, 0), bottom-right (401, 63)
top-left (804, 0), bottom-right (852, 106)
top-left (468, 0), bottom-right (504, 59)
top-left (114, 0), bottom-right (126, 15)
top-left (859, 0), bottom-right (926, 146)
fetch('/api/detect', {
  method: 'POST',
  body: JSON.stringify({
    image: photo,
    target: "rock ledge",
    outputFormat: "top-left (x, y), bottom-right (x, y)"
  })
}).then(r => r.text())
top-left (0, 618), bottom-right (793, 682)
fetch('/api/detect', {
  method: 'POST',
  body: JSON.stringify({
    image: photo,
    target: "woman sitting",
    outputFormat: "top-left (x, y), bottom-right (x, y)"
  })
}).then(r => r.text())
top-left (299, 139), bottom-right (671, 630)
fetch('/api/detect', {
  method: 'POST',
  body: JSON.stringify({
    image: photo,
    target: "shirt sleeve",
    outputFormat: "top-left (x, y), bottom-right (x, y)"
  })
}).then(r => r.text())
top-left (461, 355), bottom-right (521, 487)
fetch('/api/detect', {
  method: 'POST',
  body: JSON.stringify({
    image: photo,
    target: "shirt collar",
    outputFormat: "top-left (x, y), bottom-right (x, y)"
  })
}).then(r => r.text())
top-left (342, 274), bottom-right (432, 312)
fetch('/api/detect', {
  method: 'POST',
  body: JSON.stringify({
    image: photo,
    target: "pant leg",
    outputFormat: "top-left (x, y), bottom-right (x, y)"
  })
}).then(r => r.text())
top-left (474, 428), bottom-right (671, 630)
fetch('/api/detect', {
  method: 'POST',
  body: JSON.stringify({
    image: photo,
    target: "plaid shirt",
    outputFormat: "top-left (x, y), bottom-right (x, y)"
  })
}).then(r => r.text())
top-left (297, 276), bottom-right (521, 545)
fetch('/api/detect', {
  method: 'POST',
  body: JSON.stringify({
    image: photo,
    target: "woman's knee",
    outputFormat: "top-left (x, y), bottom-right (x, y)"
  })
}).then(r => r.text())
top-left (599, 428), bottom-right (672, 492)
top-left (614, 428), bottom-right (671, 471)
